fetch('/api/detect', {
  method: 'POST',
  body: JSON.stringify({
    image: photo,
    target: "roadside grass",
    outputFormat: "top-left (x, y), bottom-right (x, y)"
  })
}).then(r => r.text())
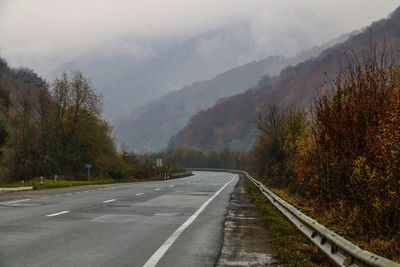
top-left (0, 174), bottom-right (190, 190)
top-left (245, 178), bottom-right (334, 267)
top-left (271, 188), bottom-right (400, 263)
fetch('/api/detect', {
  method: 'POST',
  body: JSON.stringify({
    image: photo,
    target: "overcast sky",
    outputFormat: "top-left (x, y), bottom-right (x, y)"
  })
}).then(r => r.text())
top-left (1, 0), bottom-right (399, 75)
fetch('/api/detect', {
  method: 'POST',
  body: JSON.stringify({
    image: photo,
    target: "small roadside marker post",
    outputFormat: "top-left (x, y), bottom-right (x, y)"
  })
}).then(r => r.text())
top-left (156, 158), bottom-right (162, 176)
top-left (85, 164), bottom-right (92, 182)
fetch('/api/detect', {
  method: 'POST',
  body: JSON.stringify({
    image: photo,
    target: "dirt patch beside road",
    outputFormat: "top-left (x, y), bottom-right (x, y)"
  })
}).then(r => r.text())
top-left (217, 176), bottom-right (279, 266)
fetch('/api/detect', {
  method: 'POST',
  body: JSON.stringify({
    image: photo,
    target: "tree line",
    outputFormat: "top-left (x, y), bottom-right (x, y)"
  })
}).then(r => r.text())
top-left (0, 63), bottom-right (171, 183)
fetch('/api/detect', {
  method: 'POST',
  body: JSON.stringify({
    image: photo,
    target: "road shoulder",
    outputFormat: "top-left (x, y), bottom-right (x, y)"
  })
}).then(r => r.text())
top-left (217, 175), bottom-right (279, 266)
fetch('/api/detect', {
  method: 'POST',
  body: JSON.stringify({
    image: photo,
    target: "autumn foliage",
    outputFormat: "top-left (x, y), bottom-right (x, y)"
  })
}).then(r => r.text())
top-left (254, 45), bottom-right (400, 257)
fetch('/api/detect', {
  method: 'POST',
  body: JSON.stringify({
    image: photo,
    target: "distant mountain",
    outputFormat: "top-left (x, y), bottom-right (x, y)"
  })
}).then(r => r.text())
top-left (115, 30), bottom-right (354, 152)
top-left (47, 22), bottom-right (285, 120)
top-left (168, 7), bottom-right (400, 151)
top-left (114, 56), bottom-right (283, 152)
top-left (47, 20), bottom-right (343, 121)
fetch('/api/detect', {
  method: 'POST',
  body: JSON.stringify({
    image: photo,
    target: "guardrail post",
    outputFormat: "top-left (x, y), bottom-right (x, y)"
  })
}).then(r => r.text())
top-left (343, 256), bottom-right (353, 266)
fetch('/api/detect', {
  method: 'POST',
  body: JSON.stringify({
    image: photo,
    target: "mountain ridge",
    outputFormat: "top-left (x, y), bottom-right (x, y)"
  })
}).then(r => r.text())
top-left (168, 7), bottom-right (400, 151)
top-left (115, 29), bottom-right (356, 152)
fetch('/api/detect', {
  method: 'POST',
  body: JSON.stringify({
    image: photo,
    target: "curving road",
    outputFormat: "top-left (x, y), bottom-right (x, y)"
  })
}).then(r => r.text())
top-left (0, 171), bottom-right (238, 267)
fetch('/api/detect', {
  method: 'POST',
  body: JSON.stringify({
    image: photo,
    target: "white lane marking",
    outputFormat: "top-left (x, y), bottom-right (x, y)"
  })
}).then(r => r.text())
top-left (84, 191), bottom-right (89, 193)
top-left (143, 177), bottom-right (236, 267)
top-left (0, 199), bottom-right (31, 205)
top-left (103, 199), bottom-right (116, 203)
top-left (154, 188), bottom-right (161, 191)
top-left (136, 193), bottom-right (144, 196)
top-left (169, 185), bottom-right (174, 188)
top-left (46, 211), bottom-right (70, 217)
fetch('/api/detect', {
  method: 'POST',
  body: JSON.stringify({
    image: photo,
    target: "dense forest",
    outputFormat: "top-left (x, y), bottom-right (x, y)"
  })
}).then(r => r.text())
top-left (0, 58), bottom-right (175, 183)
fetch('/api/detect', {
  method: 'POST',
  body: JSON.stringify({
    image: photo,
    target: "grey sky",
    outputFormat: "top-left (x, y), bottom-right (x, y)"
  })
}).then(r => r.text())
top-left (1, 0), bottom-right (399, 75)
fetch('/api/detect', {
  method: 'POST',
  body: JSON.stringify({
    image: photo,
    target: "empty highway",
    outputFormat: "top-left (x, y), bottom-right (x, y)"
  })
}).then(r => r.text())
top-left (0, 171), bottom-right (238, 267)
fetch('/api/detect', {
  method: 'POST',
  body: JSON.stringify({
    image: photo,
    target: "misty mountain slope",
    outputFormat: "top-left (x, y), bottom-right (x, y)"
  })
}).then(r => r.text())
top-left (114, 56), bottom-right (284, 151)
top-left (114, 30), bottom-right (355, 152)
top-left (0, 58), bottom-right (46, 106)
top-left (169, 6), bottom-right (400, 151)
top-left (46, 37), bottom-right (177, 119)
top-left (47, 22), bottom-right (283, 120)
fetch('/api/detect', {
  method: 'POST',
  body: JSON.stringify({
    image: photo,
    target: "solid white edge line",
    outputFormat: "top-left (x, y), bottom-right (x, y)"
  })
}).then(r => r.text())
top-left (46, 211), bottom-right (70, 217)
top-left (143, 176), bottom-right (236, 267)
top-left (103, 199), bottom-right (116, 203)
top-left (0, 199), bottom-right (31, 205)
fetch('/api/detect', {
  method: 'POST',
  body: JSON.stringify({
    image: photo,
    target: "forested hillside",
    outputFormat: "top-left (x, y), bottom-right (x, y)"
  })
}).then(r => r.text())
top-left (114, 56), bottom-right (284, 151)
top-left (169, 7), bottom-right (400, 151)
top-left (115, 31), bottom-right (354, 152)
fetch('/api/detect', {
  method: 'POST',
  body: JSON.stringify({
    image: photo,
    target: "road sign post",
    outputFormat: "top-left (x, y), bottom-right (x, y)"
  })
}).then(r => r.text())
top-left (156, 158), bottom-right (162, 176)
top-left (85, 164), bottom-right (92, 182)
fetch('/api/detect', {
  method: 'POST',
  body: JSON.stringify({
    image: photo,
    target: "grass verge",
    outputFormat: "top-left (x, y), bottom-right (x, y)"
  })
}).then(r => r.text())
top-left (270, 188), bottom-right (400, 263)
top-left (245, 178), bottom-right (334, 267)
top-left (0, 175), bottom-right (181, 190)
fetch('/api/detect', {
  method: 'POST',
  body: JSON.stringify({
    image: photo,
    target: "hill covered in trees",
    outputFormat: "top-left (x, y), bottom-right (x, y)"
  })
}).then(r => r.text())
top-left (114, 56), bottom-right (284, 152)
top-left (169, 7), bottom-right (400, 151)
top-left (115, 32), bottom-right (353, 152)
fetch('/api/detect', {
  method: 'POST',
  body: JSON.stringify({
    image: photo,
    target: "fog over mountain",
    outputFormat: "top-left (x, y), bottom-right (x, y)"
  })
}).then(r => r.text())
top-left (47, 21), bottom-right (337, 120)
top-left (1, 0), bottom-right (399, 123)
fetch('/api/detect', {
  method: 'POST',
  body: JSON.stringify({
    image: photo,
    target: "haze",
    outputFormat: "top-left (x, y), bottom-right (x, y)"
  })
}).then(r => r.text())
top-left (1, 0), bottom-right (399, 76)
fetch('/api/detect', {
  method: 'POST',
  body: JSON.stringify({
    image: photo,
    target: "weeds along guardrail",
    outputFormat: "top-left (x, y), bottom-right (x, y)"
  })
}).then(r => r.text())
top-left (187, 168), bottom-right (400, 267)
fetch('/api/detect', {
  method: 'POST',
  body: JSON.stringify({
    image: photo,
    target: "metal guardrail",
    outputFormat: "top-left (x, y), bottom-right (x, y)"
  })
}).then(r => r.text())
top-left (187, 168), bottom-right (400, 267)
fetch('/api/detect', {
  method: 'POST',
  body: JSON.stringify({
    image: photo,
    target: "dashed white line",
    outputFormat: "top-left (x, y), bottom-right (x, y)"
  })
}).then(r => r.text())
top-left (46, 211), bottom-right (70, 217)
top-left (154, 188), bottom-right (160, 191)
top-left (143, 177), bottom-right (235, 267)
top-left (0, 199), bottom-right (31, 205)
top-left (169, 185), bottom-right (174, 188)
top-left (103, 199), bottom-right (116, 203)
top-left (135, 193), bottom-right (144, 196)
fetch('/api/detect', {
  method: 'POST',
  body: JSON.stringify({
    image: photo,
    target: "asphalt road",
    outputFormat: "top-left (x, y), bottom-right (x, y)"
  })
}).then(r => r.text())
top-left (0, 171), bottom-right (238, 267)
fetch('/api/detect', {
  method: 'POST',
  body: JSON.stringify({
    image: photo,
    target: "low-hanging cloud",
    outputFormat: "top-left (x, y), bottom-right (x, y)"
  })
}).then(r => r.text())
top-left (0, 0), bottom-right (399, 75)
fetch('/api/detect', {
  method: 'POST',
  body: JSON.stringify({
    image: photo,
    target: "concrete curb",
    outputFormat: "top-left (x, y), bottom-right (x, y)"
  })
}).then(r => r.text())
top-left (0, 187), bottom-right (33, 193)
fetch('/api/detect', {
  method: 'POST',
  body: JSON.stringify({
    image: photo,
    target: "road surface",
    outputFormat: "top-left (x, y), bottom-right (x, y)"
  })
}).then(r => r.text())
top-left (0, 171), bottom-right (238, 267)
